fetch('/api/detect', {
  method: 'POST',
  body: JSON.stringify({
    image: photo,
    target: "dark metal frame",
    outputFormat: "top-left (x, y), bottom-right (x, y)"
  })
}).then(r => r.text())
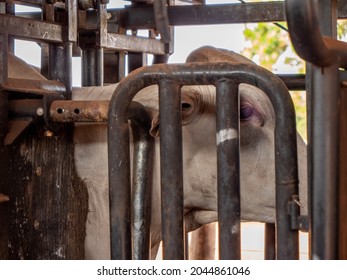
top-left (286, 0), bottom-right (345, 260)
top-left (107, 61), bottom-right (300, 260)
top-left (2, 0), bottom-right (346, 260)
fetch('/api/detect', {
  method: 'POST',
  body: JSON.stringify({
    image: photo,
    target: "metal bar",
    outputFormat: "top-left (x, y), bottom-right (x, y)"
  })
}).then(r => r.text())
top-left (15, 0), bottom-right (347, 22)
top-left (97, 0), bottom-right (108, 48)
top-left (130, 102), bottom-right (154, 260)
top-left (286, 0), bottom-right (347, 68)
top-left (106, 33), bottom-right (166, 55)
top-left (9, 99), bottom-right (43, 119)
top-left (0, 0), bottom-right (42, 6)
top-left (3, 78), bottom-right (66, 95)
top-left (216, 80), bottom-right (240, 260)
top-left (0, 90), bottom-right (9, 259)
top-left (49, 43), bottom-right (73, 96)
top-left (107, 62), bottom-right (299, 260)
top-left (159, 80), bottom-right (184, 260)
top-left (288, 0), bottom-right (340, 260)
top-left (81, 48), bottom-right (104, 86)
top-left (115, 2), bottom-right (286, 29)
top-left (108, 101), bottom-right (153, 260)
top-left (310, 65), bottom-right (339, 260)
top-left (0, 14), bottom-right (63, 43)
top-left (66, 0), bottom-right (78, 42)
top-left (277, 74), bottom-right (306, 91)
top-left (50, 100), bottom-right (109, 122)
top-left (264, 223), bottom-right (276, 260)
top-left (0, 32), bottom-right (8, 85)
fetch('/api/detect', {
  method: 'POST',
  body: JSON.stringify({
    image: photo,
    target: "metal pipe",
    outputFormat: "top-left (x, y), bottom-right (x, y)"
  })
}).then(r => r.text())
top-left (130, 102), bottom-right (154, 260)
top-left (108, 62), bottom-right (299, 259)
top-left (108, 100), bottom-right (153, 260)
top-left (159, 80), bottom-right (184, 260)
top-left (48, 43), bottom-right (73, 96)
top-left (287, 0), bottom-right (339, 259)
top-left (81, 48), bottom-right (104, 87)
top-left (216, 80), bottom-right (240, 260)
top-left (286, 0), bottom-right (347, 68)
top-left (264, 223), bottom-right (276, 260)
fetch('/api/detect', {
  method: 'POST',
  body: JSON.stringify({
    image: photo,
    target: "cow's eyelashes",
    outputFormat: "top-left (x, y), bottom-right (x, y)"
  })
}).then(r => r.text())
top-left (240, 106), bottom-right (254, 120)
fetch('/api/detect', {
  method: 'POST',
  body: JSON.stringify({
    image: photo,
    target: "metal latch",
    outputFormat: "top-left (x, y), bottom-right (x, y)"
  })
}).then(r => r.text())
top-left (288, 195), bottom-right (309, 232)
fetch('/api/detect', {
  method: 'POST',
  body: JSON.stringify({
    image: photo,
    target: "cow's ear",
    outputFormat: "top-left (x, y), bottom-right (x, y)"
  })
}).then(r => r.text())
top-left (149, 115), bottom-right (160, 137)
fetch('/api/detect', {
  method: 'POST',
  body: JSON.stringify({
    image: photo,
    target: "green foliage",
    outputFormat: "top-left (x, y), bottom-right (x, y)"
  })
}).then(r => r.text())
top-left (242, 23), bottom-right (289, 71)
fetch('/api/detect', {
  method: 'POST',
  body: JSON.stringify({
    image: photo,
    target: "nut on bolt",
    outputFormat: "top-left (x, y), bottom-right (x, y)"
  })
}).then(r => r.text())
top-left (0, 194), bottom-right (9, 203)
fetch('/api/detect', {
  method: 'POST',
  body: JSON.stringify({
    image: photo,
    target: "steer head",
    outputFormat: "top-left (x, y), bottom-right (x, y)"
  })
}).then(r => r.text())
top-left (148, 46), bottom-right (307, 233)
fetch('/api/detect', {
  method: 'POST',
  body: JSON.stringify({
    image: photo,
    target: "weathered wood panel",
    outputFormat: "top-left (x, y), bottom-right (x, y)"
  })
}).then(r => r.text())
top-left (7, 123), bottom-right (88, 259)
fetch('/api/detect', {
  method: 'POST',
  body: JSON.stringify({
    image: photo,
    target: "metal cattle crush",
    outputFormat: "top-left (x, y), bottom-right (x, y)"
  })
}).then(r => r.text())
top-left (0, 0), bottom-right (347, 260)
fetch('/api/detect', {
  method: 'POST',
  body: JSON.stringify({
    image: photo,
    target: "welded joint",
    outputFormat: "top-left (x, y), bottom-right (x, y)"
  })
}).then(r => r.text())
top-left (288, 195), bottom-right (309, 232)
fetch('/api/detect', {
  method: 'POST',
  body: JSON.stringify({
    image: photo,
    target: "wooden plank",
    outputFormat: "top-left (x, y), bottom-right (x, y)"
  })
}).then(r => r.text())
top-left (7, 124), bottom-right (88, 259)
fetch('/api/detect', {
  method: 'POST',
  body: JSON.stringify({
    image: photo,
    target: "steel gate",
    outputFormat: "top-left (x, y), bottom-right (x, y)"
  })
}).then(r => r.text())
top-left (1, 0), bottom-right (347, 260)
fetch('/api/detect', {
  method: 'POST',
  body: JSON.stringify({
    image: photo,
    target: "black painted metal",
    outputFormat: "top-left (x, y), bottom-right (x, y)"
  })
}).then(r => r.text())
top-left (108, 62), bottom-right (299, 260)
top-left (81, 48), bottom-right (104, 86)
top-left (48, 43), bottom-right (73, 97)
top-left (108, 101), bottom-right (154, 260)
top-left (286, 0), bottom-right (347, 68)
top-left (216, 80), bottom-right (240, 260)
top-left (286, 0), bottom-right (340, 259)
top-left (264, 223), bottom-right (276, 260)
top-left (130, 102), bottom-right (154, 260)
top-left (159, 80), bottom-right (185, 260)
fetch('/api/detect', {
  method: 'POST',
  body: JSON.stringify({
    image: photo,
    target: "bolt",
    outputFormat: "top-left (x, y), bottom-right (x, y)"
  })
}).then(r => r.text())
top-left (35, 167), bottom-right (42, 176)
top-left (36, 107), bottom-right (44, 116)
top-left (0, 194), bottom-right (9, 203)
top-left (44, 130), bottom-right (54, 137)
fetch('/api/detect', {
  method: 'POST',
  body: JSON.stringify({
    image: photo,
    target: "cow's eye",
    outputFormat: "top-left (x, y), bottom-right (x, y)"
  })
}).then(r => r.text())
top-left (182, 102), bottom-right (192, 111)
top-left (240, 106), bottom-right (253, 120)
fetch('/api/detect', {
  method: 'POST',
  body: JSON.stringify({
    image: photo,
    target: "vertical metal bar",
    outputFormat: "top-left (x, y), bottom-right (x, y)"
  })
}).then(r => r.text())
top-left (264, 223), bottom-right (276, 260)
top-left (128, 52), bottom-right (147, 74)
top-left (66, 0), bottom-right (78, 43)
top-left (49, 43), bottom-right (73, 96)
top-left (216, 80), bottom-right (241, 260)
top-left (108, 105), bottom-right (131, 260)
top-left (5, 3), bottom-right (14, 53)
top-left (159, 80), bottom-right (184, 260)
top-left (81, 48), bottom-right (104, 86)
top-left (0, 32), bottom-right (8, 85)
top-left (130, 103), bottom-right (154, 260)
top-left (0, 90), bottom-right (9, 259)
top-left (97, 0), bottom-right (108, 48)
top-left (338, 84), bottom-right (347, 259)
top-left (310, 0), bottom-right (339, 260)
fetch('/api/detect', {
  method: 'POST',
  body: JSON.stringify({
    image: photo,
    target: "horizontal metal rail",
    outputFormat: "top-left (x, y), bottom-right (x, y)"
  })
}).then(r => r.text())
top-left (0, 13), bottom-right (63, 43)
top-left (114, 1), bottom-right (347, 29)
top-left (108, 62), bottom-right (300, 260)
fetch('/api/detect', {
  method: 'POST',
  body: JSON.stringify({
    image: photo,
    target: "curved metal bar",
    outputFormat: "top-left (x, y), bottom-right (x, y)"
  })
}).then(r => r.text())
top-left (129, 101), bottom-right (154, 260)
top-left (108, 101), bottom-right (154, 260)
top-left (108, 62), bottom-right (299, 259)
top-left (285, 0), bottom-right (347, 67)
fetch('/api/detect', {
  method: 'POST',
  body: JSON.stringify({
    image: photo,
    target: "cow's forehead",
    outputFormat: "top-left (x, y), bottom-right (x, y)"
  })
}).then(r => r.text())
top-left (186, 46), bottom-right (254, 65)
